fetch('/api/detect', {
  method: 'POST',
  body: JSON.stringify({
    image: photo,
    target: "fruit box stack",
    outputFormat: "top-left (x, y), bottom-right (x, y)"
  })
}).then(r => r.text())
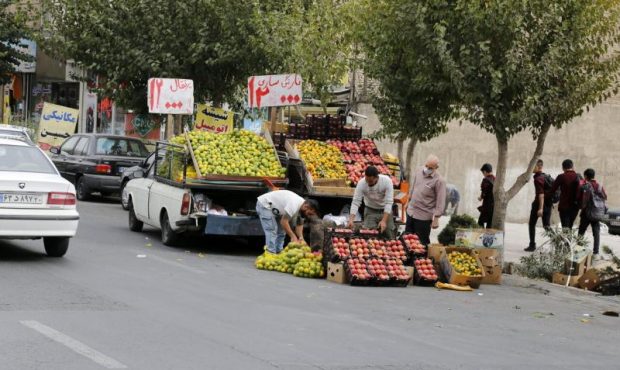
top-left (440, 247), bottom-right (486, 289)
top-left (325, 230), bottom-right (411, 287)
top-left (552, 246), bottom-right (593, 287)
top-left (474, 248), bottom-right (502, 284)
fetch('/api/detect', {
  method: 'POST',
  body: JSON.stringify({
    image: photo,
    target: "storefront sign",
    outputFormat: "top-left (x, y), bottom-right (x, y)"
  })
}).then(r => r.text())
top-left (14, 39), bottom-right (36, 73)
top-left (194, 104), bottom-right (233, 133)
top-left (247, 74), bottom-right (302, 109)
top-left (37, 103), bottom-right (78, 150)
top-left (147, 78), bottom-right (194, 114)
top-left (125, 113), bottom-right (160, 139)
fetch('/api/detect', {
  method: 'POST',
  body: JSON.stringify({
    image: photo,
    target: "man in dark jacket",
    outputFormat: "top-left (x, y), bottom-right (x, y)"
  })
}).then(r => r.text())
top-left (551, 159), bottom-right (581, 229)
top-left (577, 168), bottom-right (607, 256)
top-left (477, 163), bottom-right (495, 228)
top-left (524, 159), bottom-right (553, 252)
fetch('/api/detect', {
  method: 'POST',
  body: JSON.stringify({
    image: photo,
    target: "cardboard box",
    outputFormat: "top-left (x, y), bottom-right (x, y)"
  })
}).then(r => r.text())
top-left (552, 272), bottom-right (581, 287)
top-left (578, 269), bottom-right (603, 290)
top-left (473, 248), bottom-right (502, 268)
top-left (406, 266), bottom-right (415, 286)
top-left (481, 265), bottom-right (502, 284)
top-left (440, 247), bottom-right (485, 289)
top-left (455, 228), bottom-right (504, 249)
top-left (564, 253), bottom-right (592, 276)
top-left (327, 262), bottom-right (348, 284)
top-left (428, 244), bottom-right (446, 265)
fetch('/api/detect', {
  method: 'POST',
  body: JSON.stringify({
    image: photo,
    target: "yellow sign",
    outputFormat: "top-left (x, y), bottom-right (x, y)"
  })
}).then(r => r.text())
top-left (37, 103), bottom-right (79, 151)
top-left (194, 104), bottom-right (233, 133)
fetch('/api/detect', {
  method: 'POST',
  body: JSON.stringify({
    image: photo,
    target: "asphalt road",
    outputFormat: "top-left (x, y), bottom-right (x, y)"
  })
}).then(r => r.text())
top-left (1, 199), bottom-right (619, 370)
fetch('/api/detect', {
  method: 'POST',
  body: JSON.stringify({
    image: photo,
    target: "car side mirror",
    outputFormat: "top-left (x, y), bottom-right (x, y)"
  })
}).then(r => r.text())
top-left (135, 170), bottom-right (145, 178)
top-left (50, 147), bottom-right (60, 155)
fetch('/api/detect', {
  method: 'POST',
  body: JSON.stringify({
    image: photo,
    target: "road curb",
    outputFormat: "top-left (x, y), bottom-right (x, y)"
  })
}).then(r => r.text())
top-left (501, 274), bottom-right (603, 298)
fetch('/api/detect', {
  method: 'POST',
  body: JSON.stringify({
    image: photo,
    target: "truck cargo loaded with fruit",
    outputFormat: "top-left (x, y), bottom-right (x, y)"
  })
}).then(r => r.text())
top-left (124, 129), bottom-right (288, 245)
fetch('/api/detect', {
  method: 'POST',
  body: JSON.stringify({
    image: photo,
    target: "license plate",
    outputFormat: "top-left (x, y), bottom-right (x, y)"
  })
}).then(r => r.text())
top-left (611, 220), bottom-right (620, 227)
top-left (117, 167), bottom-right (127, 173)
top-left (0, 193), bottom-right (44, 204)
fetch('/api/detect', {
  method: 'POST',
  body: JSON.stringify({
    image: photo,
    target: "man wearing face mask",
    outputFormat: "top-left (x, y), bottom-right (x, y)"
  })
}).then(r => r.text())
top-left (406, 155), bottom-right (447, 246)
top-left (347, 166), bottom-right (395, 238)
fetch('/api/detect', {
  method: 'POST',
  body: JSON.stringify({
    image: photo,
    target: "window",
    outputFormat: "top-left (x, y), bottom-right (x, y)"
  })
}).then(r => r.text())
top-left (73, 137), bottom-right (90, 156)
top-left (95, 138), bottom-right (149, 157)
top-left (60, 136), bottom-right (80, 155)
top-left (0, 145), bottom-right (57, 174)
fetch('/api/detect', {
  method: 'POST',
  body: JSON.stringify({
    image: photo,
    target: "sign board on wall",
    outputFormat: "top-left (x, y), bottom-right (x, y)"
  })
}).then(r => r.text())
top-left (37, 103), bottom-right (78, 150)
top-left (14, 39), bottom-right (36, 73)
top-left (124, 113), bottom-right (161, 140)
top-left (247, 74), bottom-right (302, 109)
top-left (147, 78), bottom-right (194, 114)
top-left (194, 104), bottom-right (233, 133)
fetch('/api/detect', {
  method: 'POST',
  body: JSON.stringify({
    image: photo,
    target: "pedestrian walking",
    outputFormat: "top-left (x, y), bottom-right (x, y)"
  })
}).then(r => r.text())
top-left (256, 190), bottom-right (320, 254)
top-left (347, 166), bottom-right (395, 238)
top-left (550, 159), bottom-right (581, 229)
top-left (477, 163), bottom-right (495, 228)
top-left (577, 168), bottom-right (608, 256)
top-left (405, 155), bottom-right (446, 246)
top-left (524, 159), bottom-right (553, 252)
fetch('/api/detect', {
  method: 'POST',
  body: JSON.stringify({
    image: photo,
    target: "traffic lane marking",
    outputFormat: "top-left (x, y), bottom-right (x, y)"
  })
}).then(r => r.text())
top-left (20, 320), bottom-right (127, 369)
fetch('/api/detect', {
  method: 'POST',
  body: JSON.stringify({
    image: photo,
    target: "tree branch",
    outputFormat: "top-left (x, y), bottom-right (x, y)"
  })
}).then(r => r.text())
top-left (505, 123), bottom-right (552, 201)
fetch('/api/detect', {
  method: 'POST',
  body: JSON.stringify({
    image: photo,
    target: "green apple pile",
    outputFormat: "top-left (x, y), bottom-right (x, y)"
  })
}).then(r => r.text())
top-left (184, 129), bottom-right (285, 177)
top-left (293, 259), bottom-right (325, 278)
top-left (255, 242), bottom-right (324, 278)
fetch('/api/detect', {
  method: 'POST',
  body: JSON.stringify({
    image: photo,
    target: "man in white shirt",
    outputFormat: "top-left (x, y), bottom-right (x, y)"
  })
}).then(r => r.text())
top-left (347, 166), bottom-right (395, 238)
top-left (256, 190), bottom-right (319, 253)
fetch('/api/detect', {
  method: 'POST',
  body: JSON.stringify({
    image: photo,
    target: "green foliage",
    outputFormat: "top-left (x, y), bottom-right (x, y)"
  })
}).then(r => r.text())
top-left (437, 214), bottom-right (478, 246)
top-left (354, 0), bottom-right (459, 142)
top-left (0, 1), bottom-right (33, 84)
top-left (516, 228), bottom-right (587, 281)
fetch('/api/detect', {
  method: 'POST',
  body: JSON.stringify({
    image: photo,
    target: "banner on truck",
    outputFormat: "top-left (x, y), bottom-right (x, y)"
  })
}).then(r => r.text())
top-left (247, 74), bottom-right (302, 109)
top-left (194, 104), bottom-right (233, 133)
top-left (37, 103), bottom-right (78, 150)
top-left (147, 78), bottom-right (194, 114)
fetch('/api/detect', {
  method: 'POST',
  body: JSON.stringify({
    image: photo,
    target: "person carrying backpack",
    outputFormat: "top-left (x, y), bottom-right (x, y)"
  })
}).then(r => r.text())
top-left (524, 159), bottom-right (553, 252)
top-left (550, 159), bottom-right (581, 229)
top-left (577, 168), bottom-right (608, 256)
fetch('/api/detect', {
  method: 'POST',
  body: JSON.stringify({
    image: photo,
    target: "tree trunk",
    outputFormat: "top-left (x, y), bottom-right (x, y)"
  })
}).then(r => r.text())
top-left (404, 138), bottom-right (418, 181)
top-left (491, 123), bottom-right (552, 230)
top-left (396, 138), bottom-right (404, 164)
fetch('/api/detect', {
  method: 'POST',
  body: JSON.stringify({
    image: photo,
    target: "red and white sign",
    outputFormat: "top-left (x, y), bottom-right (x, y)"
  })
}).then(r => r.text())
top-left (147, 78), bottom-right (194, 114)
top-left (247, 74), bottom-right (302, 109)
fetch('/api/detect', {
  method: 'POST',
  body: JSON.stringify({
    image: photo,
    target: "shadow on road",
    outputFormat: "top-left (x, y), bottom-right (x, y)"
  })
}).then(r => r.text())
top-left (0, 240), bottom-right (48, 262)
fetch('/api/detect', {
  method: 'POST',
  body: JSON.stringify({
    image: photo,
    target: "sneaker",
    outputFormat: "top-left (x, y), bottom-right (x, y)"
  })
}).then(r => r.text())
top-left (524, 246), bottom-right (536, 252)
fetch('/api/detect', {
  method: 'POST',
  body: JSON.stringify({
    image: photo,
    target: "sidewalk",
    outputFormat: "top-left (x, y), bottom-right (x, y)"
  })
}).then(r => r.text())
top-left (429, 218), bottom-right (620, 264)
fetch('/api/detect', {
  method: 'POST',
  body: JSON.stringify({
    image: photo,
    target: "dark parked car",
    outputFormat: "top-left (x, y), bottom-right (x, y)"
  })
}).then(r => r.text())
top-left (50, 134), bottom-right (150, 200)
top-left (604, 208), bottom-right (620, 235)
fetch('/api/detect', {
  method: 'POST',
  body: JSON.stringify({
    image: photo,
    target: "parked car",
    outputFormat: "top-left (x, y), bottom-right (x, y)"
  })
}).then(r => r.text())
top-left (604, 208), bottom-right (620, 235)
top-left (0, 137), bottom-right (79, 257)
top-left (0, 124), bottom-right (34, 144)
top-left (120, 150), bottom-right (161, 210)
top-left (49, 134), bottom-right (150, 201)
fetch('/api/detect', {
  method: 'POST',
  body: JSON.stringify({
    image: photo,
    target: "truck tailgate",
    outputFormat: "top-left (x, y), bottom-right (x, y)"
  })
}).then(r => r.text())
top-left (204, 214), bottom-right (264, 236)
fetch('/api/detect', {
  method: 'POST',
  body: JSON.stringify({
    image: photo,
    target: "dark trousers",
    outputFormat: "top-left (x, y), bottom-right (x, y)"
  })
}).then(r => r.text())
top-left (405, 216), bottom-right (432, 246)
top-left (578, 213), bottom-right (601, 254)
top-left (528, 202), bottom-right (552, 247)
top-left (560, 207), bottom-right (579, 229)
top-left (478, 214), bottom-right (492, 229)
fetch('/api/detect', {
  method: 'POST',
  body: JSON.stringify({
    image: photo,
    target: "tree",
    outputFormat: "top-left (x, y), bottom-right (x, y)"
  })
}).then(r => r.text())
top-left (354, 0), bottom-right (460, 180)
top-left (428, 0), bottom-right (620, 229)
top-left (35, 0), bottom-right (289, 110)
top-left (0, 1), bottom-right (33, 84)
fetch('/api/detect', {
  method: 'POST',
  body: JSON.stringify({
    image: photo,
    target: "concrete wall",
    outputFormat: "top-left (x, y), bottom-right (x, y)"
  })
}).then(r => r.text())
top-left (357, 101), bottom-right (620, 223)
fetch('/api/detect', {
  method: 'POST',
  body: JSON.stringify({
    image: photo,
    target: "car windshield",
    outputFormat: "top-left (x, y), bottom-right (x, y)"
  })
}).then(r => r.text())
top-left (95, 138), bottom-right (149, 157)
top-left (0, 129), bottom-right (28, 139)
top-left (0, 144), bottom-right (57, 174)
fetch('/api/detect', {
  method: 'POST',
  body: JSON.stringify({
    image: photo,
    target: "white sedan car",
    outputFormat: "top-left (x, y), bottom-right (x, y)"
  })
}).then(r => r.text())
top-left (0, 137), bottom-right (79, 257)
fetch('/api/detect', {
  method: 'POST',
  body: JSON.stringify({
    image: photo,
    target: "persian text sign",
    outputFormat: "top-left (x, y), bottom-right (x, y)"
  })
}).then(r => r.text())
top-left (194, 104), bottom-right (233, 133)
top-left (37, 103), bottom-right (78, 150)
top-left (147, 78), bottom-right (194, 114)
top-left (247, 74), bottom-right (302, 109)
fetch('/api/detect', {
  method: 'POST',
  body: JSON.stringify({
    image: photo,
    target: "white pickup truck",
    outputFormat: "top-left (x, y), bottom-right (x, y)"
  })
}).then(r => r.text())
top-left (124, 141), bottom-right (288, 245)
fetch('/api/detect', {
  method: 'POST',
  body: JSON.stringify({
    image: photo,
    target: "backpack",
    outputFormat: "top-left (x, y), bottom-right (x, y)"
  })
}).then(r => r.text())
top-left (581, 182), bottom-right (607, 222)
top-left (543, 173), bottom-right (560, 204)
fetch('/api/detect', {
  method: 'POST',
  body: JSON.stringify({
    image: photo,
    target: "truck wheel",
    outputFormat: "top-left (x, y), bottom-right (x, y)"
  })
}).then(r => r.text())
top-left (128, 200), bottom-right (143, 232)
top-left (76, 176), bottom-right (91, 201)
top-left (44, 237), bottom-right (69, 257)
top-left (160, 211), bottom-right (178, 246)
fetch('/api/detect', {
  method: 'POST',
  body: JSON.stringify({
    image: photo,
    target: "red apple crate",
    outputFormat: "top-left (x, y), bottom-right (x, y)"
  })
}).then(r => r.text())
top-left (413, 258), bottom-right (439, 287)
top-left (344, 258), bottom-right (373, 286)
